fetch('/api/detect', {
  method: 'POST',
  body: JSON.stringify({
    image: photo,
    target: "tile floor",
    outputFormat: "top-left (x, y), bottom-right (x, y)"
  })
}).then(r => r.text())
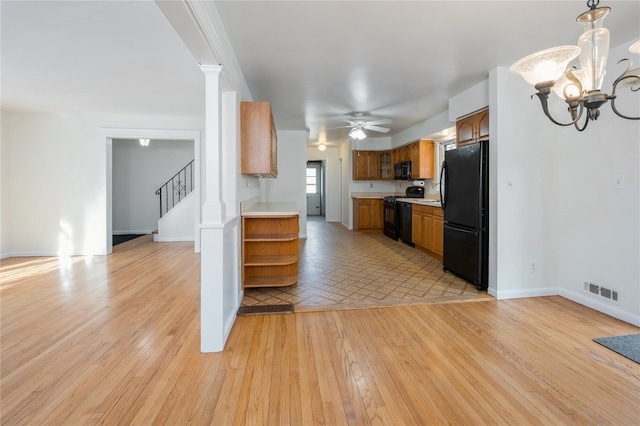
top-left (241, 217), bottom-right (492, 312)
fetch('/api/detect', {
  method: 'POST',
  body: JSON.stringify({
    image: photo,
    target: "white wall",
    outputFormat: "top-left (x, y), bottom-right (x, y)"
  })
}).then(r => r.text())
top-left (260, 130), bottom-right (307, 237)
top-left (340, 141), bottom-right (350, 228)
top-left (492, 68), bottom-right (554, 298)
top-left (491, 38), bottom-right (640, 325)
top-left (1, 110), bottom-right (203, 256)
top-left (0, 113), bottom-right (9, 257)
top-left (112, 138), bottom-right (193, 234)
top-left (392, 110), bottom-right (454, 148)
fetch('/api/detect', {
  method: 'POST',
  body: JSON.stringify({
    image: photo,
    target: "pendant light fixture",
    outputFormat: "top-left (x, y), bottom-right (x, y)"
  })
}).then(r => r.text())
top-left (510, 0), bottom-right (639, 131)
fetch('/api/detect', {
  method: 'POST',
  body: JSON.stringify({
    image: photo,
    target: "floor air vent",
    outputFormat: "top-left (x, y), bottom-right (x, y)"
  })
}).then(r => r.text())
top-left (584, 282), bottom-right (619, 302)
top-left (237, 304), bottom-right (294, 316)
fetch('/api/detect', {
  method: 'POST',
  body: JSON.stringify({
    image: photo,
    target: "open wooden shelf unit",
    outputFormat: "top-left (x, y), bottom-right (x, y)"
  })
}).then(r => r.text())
top-left (242, 215), bottom-right (299, 289)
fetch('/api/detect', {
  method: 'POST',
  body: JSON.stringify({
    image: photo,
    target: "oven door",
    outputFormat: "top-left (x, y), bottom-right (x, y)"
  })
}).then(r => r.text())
top-left (383, 201), bottom-right (398, 240)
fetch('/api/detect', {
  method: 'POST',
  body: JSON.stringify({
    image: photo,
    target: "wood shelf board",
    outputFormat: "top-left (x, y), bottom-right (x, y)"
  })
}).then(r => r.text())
top-left (244, 233), bottom-right (298, 242)
top-left (244, 255), bottom-right (298, 266)
top-left (244, 275), bottom-right (298, 288)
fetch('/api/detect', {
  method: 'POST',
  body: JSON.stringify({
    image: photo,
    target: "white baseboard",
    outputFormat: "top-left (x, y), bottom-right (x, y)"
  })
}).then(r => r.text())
top-left (494, 287), bottom-right (558, 300)
top-left (155, 237), bottom-right (194, 242)
top-left (113, 230), bottom-right (153, 235)
top-left (559, 288), bottom-right (640, 327)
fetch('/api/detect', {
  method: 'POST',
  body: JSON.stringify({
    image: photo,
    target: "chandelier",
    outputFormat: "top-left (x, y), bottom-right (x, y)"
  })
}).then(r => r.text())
top-left (510, 0), bottom-right (640, 131)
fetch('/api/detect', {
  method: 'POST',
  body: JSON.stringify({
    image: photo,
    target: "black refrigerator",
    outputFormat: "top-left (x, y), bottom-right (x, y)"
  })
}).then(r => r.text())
top-left (439, 140), bottom-right (488, 290)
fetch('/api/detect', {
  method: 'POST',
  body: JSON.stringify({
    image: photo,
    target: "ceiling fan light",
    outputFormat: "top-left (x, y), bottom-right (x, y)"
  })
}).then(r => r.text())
top-left (349, 128), bottom-right (366, 140)
top-left (630, 40), bottom-right (640, 54)
top-left (510, 45), bottom-right (580, 87)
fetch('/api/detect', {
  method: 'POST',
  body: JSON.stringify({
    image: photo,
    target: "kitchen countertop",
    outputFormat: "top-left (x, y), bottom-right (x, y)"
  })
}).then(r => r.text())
top-left (396, 198), bottom-right (442, 208)
top-left (350, 193), bottom-right (441, 207)
top-left (350, 192), bottom-right (402, 199)
top-left (241, 202), bottom-right (300, 216)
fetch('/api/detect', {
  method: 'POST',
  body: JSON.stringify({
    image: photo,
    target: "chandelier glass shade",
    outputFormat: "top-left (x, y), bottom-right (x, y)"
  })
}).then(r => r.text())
top-left (509, 0), bottom-right (639, 131)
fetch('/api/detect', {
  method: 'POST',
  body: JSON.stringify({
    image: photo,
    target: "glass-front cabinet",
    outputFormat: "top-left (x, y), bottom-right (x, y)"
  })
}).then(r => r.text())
top-left (379, 150), bottom-right (393, 180)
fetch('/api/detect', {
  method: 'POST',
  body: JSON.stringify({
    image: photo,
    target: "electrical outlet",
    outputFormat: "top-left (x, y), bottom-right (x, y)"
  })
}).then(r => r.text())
top-left (370, 183), bottom-right (373, 188)
top-left (530, 261), bottom-right (536, 273)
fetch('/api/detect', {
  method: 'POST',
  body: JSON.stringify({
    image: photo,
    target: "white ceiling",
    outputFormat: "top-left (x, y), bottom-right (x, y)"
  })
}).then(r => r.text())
top-left (2, 1), bottom-right (640, 147)
top-left (1, 1), bottom-right (204, 116)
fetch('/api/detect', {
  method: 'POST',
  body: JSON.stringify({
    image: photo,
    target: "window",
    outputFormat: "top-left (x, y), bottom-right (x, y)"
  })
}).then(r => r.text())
top-left (306, 167), bottom-right (317, 194)
top-left (434, 138), bottom-right (456, 187)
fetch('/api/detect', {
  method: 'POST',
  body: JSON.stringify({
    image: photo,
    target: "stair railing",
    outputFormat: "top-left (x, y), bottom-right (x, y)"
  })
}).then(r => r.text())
top-left (155, 160), bottom-right (194, 218)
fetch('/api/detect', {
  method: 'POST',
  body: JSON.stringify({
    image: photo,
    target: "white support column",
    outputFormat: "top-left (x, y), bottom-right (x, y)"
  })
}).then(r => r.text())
top-left (199, 64), bottom-right (234, 353)
top-left (200, 64), bottom-right (226, 223)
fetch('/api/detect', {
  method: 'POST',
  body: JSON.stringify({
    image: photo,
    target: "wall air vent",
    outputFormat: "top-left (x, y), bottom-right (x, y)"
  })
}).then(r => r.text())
top-left (583, 281), bottom-right (619, 303)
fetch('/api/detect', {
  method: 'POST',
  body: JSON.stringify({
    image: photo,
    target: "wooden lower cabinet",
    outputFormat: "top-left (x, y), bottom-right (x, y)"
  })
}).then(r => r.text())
top-left (242, 215), bottom-right (299, 288)
top-left (412, 204), bottom-right (443, 259)
top-left (354, 199), bottom-right (383, 230)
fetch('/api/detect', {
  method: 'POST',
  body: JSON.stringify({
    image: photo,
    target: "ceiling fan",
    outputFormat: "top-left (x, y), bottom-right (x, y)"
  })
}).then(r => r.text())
top-left (333, 112), bottom-right (392, 140)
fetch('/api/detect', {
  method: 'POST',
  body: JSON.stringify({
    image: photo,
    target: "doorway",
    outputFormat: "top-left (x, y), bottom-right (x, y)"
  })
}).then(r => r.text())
top-left (306, 161), bottom-right (324, 216)
top-left (103, 128), bottom-right (201, 255)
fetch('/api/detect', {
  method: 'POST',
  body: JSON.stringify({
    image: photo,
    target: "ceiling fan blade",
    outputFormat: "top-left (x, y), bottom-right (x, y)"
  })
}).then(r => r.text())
top-left (363, 125), bottom-right (390, 133)
top-left (364, 118), bottom-right (391, 126)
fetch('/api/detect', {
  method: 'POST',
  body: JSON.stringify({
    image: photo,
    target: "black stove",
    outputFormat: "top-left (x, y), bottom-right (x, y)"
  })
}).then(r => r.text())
top-left (383, 195), bottom-right (402, 204)
top-left (383, 186), bottom-right (425, 242)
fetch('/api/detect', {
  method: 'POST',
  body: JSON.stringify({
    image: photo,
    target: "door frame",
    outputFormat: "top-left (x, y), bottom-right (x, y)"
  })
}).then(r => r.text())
top-left (103, 128), bottom-right (201, 255)
top-left (306, 160), bottom-right (324, 216)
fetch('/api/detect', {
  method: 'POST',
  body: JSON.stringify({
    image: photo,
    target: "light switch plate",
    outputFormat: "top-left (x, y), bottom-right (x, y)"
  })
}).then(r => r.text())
top-left (613, 175), bottom-right (625, 190)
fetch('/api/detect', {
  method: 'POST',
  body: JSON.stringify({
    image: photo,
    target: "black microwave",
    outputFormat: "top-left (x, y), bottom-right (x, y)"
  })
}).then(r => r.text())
top-left (394, 161), bottom-right (412, 180)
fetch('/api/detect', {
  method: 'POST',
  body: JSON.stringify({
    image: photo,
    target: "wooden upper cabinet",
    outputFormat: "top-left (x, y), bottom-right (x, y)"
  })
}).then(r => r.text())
top-left (456, 116), bottom-right (476, 146)
top-left (392, 145), bottom-right (408, 164)
top-left (353, 150), bottom-right (379, 180)
top-left (241, 101), bottom-right (278, 177)
top-left (379, 151), bottom-right (393, 180)
top-left (477, 109), bottom-right (490, 141)
top-left (411, 140), bottom-right (435, 180)
top-left (456, 108), bottom-right (489, 147)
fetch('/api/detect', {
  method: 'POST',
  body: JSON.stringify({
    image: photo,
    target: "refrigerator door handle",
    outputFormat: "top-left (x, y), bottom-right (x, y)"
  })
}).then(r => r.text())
top-left (440, 160), bottom-right (448, 210)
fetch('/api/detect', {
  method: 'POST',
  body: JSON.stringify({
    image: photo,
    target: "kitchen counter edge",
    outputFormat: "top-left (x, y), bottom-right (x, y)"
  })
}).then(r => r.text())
top-left (241, 202), bottom-right (300, 216)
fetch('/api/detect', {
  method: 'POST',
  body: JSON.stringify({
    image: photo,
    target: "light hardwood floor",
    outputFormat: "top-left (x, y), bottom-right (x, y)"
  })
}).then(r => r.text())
top-left (1, 234), bottom-right (639, 425)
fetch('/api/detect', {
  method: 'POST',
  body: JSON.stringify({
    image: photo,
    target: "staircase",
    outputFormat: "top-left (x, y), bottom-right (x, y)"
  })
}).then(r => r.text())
top-left (156, 159), bottom-right (194, 218)
top-left (154, 160), bottom-right (195, 242)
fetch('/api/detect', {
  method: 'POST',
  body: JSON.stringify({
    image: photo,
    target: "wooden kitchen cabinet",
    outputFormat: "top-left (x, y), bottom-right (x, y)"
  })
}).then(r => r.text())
top-left (410, 139), bottom-right (435, 179)
top-left (242, 215), bottom-right (299, 288)
top-left (432, 213), bottom-right (444, 257)
top-left (412, 204), bottom-right (443, 260)
top-left (378, 150), bottom-right (393, 180)
top-left (241, 101), bottom-right (278, 177)
top-left (354, 198), bottom-right (383, 230)
top-left (456, 108), bottom-right (489, 147)
top-left (393, 145), bottom-right (410, 164)
top-left (352, 150), bottom-right (379, 180)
